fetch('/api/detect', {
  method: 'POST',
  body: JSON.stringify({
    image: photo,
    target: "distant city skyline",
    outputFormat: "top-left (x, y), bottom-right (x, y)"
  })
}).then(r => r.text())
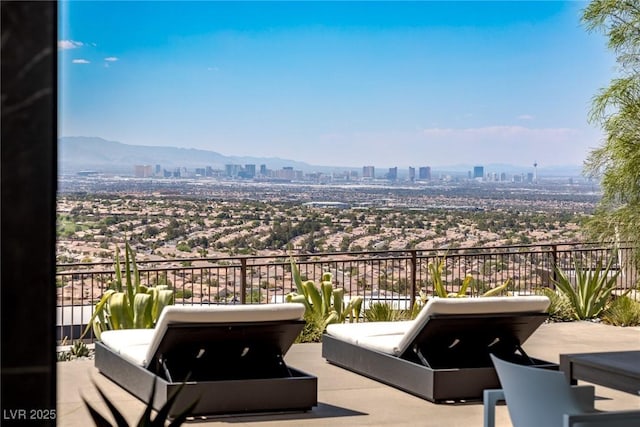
top-left (58, 1), bottom-right (613, 168)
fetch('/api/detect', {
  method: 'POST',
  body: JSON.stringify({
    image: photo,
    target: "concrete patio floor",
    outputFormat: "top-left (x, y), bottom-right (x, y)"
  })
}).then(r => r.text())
top-left (58, 322), bottom-right (640, 426)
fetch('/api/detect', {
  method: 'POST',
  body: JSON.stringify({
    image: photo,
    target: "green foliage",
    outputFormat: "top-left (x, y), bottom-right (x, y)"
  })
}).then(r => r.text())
top-left (408, 291), bottom-right (429, 320)
top-left (602, 295), bottom-right (640, 326)
top-left (174, 289), bottom-right (193, 300)
top-left (364, 302), bottom-right (408, 322)
top-left (83, 377), bottom-right (197, 426)
top-left (176, 242), bottom-right (191, 252)
top-left (552, 258), bottom-right (621, 320)
top-left (82, 241), bottom-right (174, 340)
top-left (430, 255), bottom-right (511, 298)
top-left (245, 288), bottom-right (262, 303)
top-left (57, 350), bottom-right (72, 362)
top-left (482, 278), bottom-right (511, 297)
top-left (295, 312), bottom-right (325, 343)
top-left (286, 258), bottom-right (363, 334)
top-left (429, 255), bottom-right (450, 297)
top-left (70, 340), bottom-right (90, 358)
top-left (536, 288), bottom-right (576, 322)
top-left (582, 0), bottom-right (640, 268)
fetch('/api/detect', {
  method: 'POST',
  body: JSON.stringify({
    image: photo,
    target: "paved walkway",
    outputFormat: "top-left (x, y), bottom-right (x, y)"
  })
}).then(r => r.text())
top-left (57, 322), bottom-right (640, 426)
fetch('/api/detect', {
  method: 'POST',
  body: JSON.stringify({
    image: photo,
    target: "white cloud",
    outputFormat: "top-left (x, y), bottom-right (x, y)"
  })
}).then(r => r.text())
top-left (104, 57), bottom-right (119, 62)
top-left (517, 114), bottom-right (535, 120)
top-left (58, 40), bottom-right (83, 50)
top-left (72, 59), bottom-right (90, 64)
top-left (207, 66), bottom-right (219, 71)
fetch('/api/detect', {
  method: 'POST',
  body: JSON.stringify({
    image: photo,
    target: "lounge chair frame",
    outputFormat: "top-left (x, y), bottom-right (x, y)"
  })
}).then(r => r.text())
top-left (95, 319), bottom-right (317, 417)
top-left (322, 312), bottom-right (555, 402)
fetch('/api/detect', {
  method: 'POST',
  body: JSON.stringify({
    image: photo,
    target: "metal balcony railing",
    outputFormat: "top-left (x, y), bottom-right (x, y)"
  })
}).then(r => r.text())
top-left (56, 242), bottom-right (637, 342)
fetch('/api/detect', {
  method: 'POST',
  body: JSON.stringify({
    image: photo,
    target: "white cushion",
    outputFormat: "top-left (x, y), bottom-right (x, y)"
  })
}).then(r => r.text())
top-left (100, 303), bottom-right (306, 367)
top-left (325, 296), bottom-right (550, 356)
top-left (326, 321), bottom-right (412, 355)
top-left (101, 329), bottom-right (155, 366)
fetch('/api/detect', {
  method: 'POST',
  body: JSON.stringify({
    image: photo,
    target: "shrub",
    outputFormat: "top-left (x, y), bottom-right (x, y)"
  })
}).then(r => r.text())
top-left (82, 241), bottom-right (174, 340)
top-left (176, 242), bottom-right (191, 252)
top-left (602, 296), bottom-right (640, 326)
top-left (70, 340), bottom-right (90, 358)
top-left (295, 312), bottom-right (325, 343)
top-left (430, 254), bottom-right (511, 297)
top-left (286, 258), bottom-right (363, 338)
top-left (553, 258), bottom-right (620, 320)
top-left (175, 289), bottom-right (193, 300)
top-left (536, 288), bottom-right (575, 322)
top-left (364, 302), bottom-right (408, 322)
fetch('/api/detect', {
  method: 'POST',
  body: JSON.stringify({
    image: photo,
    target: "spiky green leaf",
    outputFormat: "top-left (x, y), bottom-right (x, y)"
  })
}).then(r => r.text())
top-left (133, 293), bottom-right (153, 329)
top-left (289, 257), bottom-right (306, 296)
top-left (81, 289), bottom-right (116, 339)
top-left (321, 281), bottom-right (333, 316)
top-left (333, 288), bottom-right (344, 317)
top-left (483, 278), bottom-right (511, 297)
top-left (304, 280), bottom-right (324, 316)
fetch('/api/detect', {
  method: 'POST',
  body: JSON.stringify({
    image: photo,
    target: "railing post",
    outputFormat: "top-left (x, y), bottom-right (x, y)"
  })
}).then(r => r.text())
top-left (410, 250), bottom-right (417, 311)
top-left (551, 245), bottom-right (558, 284)
top-left (240, 257), bottom-right (247, 304)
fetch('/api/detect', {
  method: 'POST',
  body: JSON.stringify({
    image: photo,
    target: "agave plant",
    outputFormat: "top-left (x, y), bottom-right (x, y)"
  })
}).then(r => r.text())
top-left (430, 255), bottom-right (511, 298)
top-left (601, 295), bottom-right (640, 326)
top-left (70, 340), bottom-right (91, 358)
top-left (552, 258), bottom-right (621, 320)
top-left (364, 302), bottom-right (408, 322)
top-left (82, 241), bottom-right (174, 340)
top-left (286, 258), bottom-right (363, 331)
top-left (84, 377), bottom-right (197, 426)
top-left (536, 287), bottom-right (575, 322)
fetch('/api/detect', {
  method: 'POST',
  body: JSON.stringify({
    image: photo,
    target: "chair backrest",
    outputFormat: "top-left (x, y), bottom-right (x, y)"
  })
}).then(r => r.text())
top-left (396, 296), bottom-right (550, 355)
top-left (490, 354), bottom-right (594, 427)
top-left (145, 303), bottom-right (306, 368)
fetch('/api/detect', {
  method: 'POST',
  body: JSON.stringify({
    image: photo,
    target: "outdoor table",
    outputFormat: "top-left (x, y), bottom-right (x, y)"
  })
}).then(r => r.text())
top-left (560, 351), bottom-right (640, 395)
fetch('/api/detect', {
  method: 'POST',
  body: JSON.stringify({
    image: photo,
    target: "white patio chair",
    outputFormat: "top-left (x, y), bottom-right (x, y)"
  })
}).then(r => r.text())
top-left (484, 354), bottom-right (640, 427)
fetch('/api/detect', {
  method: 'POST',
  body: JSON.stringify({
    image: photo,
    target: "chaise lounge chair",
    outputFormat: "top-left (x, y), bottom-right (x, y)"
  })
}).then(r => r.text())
top-left (95, 304), bottom-right (317, 417)
top-left (322, 296), bottom-right (553, 402)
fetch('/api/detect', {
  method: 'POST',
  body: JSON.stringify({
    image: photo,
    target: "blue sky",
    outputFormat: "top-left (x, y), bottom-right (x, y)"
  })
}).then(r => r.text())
top-left (58, 1), bottom-right (614, 168)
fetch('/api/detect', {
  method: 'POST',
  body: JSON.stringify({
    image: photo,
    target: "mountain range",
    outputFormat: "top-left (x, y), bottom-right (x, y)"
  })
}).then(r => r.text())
top-left (58, 136), bottom-right (583, 177)
top-left (58, 136), bottom-right (315, 175)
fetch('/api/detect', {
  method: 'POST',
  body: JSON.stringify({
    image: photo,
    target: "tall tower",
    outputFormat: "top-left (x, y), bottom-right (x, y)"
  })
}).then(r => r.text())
top-left (473, 166), bottom-right (484, 179)
top-left (533, 161), bottom-right (538, 183)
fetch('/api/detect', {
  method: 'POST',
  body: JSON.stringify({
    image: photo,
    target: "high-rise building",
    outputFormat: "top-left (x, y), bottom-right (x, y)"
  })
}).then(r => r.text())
top-left (134, 164), bottom-right (152, 178)
top-left (362, 166), bottom-right (375, 179)
top-left (243, 164), bottom-right (256, 178)
top-left (418, 166), bottom-right (431, 180)
top-left (408, 167), bottom-right (415, 182)
top-left (473, 166), bottom-right (484, 179)
top-left (280, 166), bottom-right (296, 180)
top-left (260, 164), bottom-right (267, 175)
top-left (387, 167), bottom-right (398, 181)
top-left (225, 164), bottom-right (242, 177)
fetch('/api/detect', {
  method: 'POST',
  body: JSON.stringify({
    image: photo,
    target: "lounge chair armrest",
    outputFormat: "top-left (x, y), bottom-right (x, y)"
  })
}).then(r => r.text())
top-left (563, 410), bottom-right (640, 427)
top-left (483, 389), bottom-right (505, 427)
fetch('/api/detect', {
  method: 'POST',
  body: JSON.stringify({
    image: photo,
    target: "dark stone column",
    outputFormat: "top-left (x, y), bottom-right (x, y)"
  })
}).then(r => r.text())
top-left (1, 1), bottom-right (57, 425)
